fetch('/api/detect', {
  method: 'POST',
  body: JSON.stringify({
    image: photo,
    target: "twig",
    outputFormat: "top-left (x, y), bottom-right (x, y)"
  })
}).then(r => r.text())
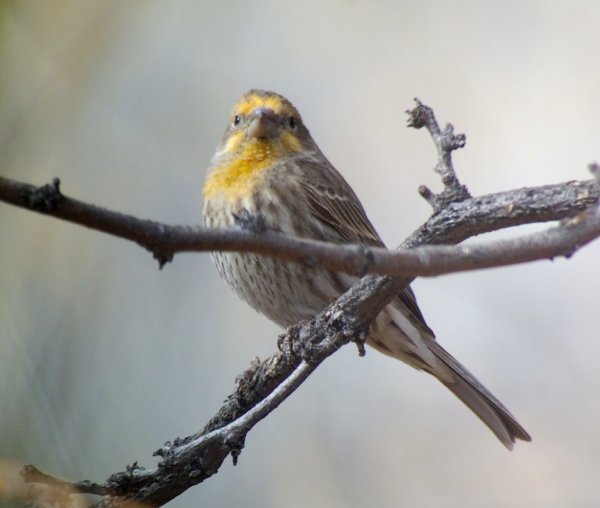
top-left (406, 98), bottom-right (470, 209)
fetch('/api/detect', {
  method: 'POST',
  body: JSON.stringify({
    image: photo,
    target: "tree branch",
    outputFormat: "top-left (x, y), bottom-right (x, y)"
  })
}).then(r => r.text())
top-left (9, 99), bottom-right (600, 507)
top-left (0, 175), bottom-right (598, 277)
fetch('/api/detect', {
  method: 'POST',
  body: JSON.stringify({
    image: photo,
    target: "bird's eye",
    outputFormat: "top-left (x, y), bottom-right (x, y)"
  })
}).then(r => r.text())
top-left (288, 116), bottom-right (297, 129)
top-left (233, 115), bottom-right (241, 126)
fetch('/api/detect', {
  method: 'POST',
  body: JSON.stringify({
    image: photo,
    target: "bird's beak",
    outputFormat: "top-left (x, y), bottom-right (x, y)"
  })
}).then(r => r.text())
top-left (247, 107), bottom-right (278, 139)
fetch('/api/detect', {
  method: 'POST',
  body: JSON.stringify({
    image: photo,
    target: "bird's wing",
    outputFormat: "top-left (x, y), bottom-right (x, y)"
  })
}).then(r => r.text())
top-left (297, 159), bottom-right (383, 247)
top-left (296, 158), bottom-right (433, 334)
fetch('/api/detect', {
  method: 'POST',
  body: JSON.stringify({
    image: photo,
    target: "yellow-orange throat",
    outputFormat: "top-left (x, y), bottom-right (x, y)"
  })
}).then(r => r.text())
top-left (203, 132), bottom-right (301, 200)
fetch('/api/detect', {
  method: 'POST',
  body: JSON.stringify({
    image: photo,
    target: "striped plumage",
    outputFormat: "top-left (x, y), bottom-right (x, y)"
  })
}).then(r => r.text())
top-left (202, 89), bottom-right (531, 449)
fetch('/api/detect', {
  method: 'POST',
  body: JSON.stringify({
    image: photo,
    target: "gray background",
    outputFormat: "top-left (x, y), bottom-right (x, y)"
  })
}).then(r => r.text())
top-left (1, 1), bottom-right (599, 506)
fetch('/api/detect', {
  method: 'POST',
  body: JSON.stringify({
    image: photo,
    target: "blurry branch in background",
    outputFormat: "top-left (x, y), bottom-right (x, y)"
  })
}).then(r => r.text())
top-left (3, 100), bottom-right (600, 507)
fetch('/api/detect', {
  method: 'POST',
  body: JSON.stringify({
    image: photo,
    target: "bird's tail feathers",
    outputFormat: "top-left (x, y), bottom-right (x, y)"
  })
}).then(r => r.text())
top-left (370, 304), bottom-right (531, 449)
top-left (429, 339), bottom-right (531, 449)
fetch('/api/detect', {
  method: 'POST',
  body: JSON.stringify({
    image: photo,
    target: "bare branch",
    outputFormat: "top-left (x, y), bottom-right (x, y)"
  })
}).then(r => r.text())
top-left (0, 176), bottom-right (598, 277)
top-left (17, 195), bottom-right (600, 506)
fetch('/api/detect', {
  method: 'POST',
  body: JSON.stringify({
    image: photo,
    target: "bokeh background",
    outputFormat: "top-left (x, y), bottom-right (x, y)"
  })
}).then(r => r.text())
top-left (1, 1), bottom-right (600, 507)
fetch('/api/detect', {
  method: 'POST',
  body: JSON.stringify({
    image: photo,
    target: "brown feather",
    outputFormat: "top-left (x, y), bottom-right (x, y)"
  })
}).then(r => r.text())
top-left (295, 157), bottom-right (433, 333)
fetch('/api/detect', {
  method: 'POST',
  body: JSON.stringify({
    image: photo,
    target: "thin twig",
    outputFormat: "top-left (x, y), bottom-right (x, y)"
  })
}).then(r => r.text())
top-left (406, 98), bottom-right (470, 209)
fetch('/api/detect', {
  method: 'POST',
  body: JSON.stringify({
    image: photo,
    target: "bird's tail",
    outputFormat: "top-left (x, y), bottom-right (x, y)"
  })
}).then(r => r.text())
top-left (369, 300), bottom-right (531, 449)
top-left (427, 338), bottom-right (531, 449)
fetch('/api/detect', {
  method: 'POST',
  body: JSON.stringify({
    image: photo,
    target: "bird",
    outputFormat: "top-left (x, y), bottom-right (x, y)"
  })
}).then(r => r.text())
top-left (202, 89), bottom-right (531, 449)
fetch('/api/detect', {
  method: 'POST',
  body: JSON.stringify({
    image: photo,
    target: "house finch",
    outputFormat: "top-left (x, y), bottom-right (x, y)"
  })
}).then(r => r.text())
top-left (202, 89), bottom-right (530, 449)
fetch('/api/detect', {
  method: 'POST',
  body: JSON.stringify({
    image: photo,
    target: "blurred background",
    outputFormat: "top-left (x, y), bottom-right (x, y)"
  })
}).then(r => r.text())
top-left (1, 1), bottom-right (599, 506)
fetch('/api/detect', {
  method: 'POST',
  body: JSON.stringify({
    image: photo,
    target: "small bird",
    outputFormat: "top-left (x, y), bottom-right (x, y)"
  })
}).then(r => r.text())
top-left (202, 89), bottom-right (531, 449)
